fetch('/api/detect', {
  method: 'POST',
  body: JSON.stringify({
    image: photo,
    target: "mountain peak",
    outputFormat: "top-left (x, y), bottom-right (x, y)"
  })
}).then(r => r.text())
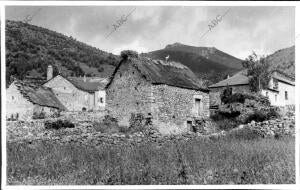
top-left (165, 42), bottom-right (185, 49)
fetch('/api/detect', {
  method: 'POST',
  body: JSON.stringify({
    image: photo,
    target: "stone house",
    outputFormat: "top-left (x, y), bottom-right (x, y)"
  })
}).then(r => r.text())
top-left (43, 71), bottom-right (107, 112)
top-left (6, 80), bottom-right (66, 120)
top-left (105, 54), bottom-right (209, 134)
top-left (209, 70), bottom-right (295, 107)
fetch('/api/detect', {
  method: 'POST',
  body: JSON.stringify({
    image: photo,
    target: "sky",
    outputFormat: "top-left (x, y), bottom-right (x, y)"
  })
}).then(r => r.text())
top-left (6, 6), bottom-right (295, 59)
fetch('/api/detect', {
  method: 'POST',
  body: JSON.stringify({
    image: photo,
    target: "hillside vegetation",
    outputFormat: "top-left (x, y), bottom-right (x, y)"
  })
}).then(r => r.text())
top-left (6, 20), bottom-right (294, 87)
top-left (266, 46), bottom-right (295, 77)
top-left (6, 20), bottom-right (120, 85)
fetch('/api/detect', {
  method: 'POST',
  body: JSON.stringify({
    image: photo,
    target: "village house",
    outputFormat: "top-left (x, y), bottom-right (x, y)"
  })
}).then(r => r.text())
top-left (105, 53), bottom-right (210, 134)
top-left (209, 70), bottom-right (295, 107)
top-left (43, 65), bottom-right (107, 112)
top-left (6, 80), bottom-right (66, 120)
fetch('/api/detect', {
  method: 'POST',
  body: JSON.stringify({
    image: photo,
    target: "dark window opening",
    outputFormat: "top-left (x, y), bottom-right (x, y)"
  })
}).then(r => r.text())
top-left (172, 115), bottom-right (175, 119)
top-left (273, 79), bottom-right (278, 90)
top-left (187, 121), bottom-right (195, 132)
top-left (99, 98), bottom-right (103, 103)
top-left (64, 87), bottom-right (66, 90)
top-left (12, 96), bottom-right (14, 100)
top-left (285, 91), bottom-right (288, 100)
top-left (82, 107), bottom-right (87, 112)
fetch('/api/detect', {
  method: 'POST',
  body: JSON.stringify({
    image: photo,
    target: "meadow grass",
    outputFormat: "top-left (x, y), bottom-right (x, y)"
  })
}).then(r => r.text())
top-left (7, 137), bottom-right (295, 185)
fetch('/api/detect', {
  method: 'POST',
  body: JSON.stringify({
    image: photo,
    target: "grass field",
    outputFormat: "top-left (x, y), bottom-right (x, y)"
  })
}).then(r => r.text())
top-left (7, 136), bottom-right (295, 185)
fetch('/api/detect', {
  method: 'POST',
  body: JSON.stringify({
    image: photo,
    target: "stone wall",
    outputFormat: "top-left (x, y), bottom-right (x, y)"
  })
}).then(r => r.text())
top-left (239, 117), bottom-right (295, 137)
top-left (7, 117), bottom-right (294, 147)
top-left (151, 85), bottom-right (210, 134)
top-left (209, 85), bottom-right (250, 106)
top-left (106, 63), bottom-right (210, 134)
top-left (106, 63), bottom-right (153, 126)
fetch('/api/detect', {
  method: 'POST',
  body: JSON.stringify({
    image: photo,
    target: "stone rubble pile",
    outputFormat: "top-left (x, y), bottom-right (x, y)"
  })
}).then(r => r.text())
top-left (239, 117), bottom-right (295, 137)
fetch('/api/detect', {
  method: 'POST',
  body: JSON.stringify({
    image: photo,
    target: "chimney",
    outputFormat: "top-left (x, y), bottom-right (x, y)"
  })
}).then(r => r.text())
top-left (83, 75), bottom-right (86, 82)
top-left (227, 74), bottom-right (230, 79)
top-left (47, 65), bottom-right (53, 81)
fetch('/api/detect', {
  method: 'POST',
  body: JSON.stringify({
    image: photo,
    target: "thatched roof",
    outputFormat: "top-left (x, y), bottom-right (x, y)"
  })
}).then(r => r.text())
top-left (106, 55), bottom-right (208, 92)
top-left (13, 80), bottom-right (66, 110)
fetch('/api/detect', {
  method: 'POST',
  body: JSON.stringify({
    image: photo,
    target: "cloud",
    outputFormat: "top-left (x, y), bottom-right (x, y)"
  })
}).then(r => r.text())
top-left (6, 6), bottom-right (295, 59)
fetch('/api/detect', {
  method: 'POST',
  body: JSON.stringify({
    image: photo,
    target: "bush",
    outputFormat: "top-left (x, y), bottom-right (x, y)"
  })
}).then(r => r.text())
top-left (221, 92), bottom-right (270, 105)
top-left (120, 50), bottom-right (139, 59)
top-left (44, 120), bottom-right (75, 130)
top-left (243, 107), bottom-right (279, 124)
top-left (50, 111), bottom-right (60, 118)
top-left (216, 92), bottom-right (279, 125)
top-left (32, 111), bottom-right (46, 120)
top-left (92, 115), bottom-right (119, 133)
top-left (211, 114), bottom-right (239, 131)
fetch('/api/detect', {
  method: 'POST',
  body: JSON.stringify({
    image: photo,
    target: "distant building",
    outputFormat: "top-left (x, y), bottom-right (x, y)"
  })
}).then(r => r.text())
top-left (105, 54), bottom-right (209, 134)
top-left (6, 80), bottom-right (66, 120)
top-left (209, 70), bottom-right (295, 107)
top-left (43, 66), bottom-right (107, 111)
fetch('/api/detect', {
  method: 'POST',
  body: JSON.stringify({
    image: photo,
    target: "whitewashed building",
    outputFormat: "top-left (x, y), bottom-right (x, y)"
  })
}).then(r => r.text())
top-left (209, 70), bottom-right (295, 107)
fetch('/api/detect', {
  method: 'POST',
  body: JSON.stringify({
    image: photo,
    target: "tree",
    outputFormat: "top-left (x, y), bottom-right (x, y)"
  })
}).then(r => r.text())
top-left (242, 52), bottom-right (271, 92)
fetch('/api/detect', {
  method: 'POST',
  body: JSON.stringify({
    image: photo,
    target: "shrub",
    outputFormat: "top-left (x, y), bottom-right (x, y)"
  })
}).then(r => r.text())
top-left (216, 92), bottom-right (279, 125)
top-left (129, 113), bottom-right (153, 133)
top-left (120, 50), bottom-right (139, 59)
top-left (32, 111), bottom-right (46, 120)
top-left (221, 92), bottom-right (270, 105)
top-left (50, 111), bottom-right (60, 118)
top-left (211, 114), bottom-right (239, 131)
top-left (44, 120), bottom-right (75, 130)
top-left (243, 107), bottom-right (280, 124)
top-left (92, 115), bottom-right (119, 133)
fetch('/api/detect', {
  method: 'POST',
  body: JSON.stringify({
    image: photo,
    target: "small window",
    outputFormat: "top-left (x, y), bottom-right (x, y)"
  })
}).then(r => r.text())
top-left (64, 87), bottom-right (66, 90)
top-left (99, 97), bottom-right (103, 103)
top-left (12, 96), bottom-right (14, 100)
top-left (285, 91), bottom-right (288, 100)
top-left (273, 79), bottom-right (278, 90)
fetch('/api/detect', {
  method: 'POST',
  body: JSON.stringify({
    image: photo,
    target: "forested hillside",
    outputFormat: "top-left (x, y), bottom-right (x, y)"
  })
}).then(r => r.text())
top-left (6, 20), bottom-right (121, 85)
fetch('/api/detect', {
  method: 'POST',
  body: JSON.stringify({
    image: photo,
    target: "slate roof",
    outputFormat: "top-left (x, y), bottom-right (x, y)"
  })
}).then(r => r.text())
top-left (44, 75), bottom-right (108, 92)
top-left (106, 56), bottom-right (208, 92)
top-left (14, 80), bottom-right (66, 110)
top-left (209, 69), bottom-right (295, 88)
top-left (209, 73), bottom-right (249, 88)
top-left (67, 77), bottom-right (108, 92)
